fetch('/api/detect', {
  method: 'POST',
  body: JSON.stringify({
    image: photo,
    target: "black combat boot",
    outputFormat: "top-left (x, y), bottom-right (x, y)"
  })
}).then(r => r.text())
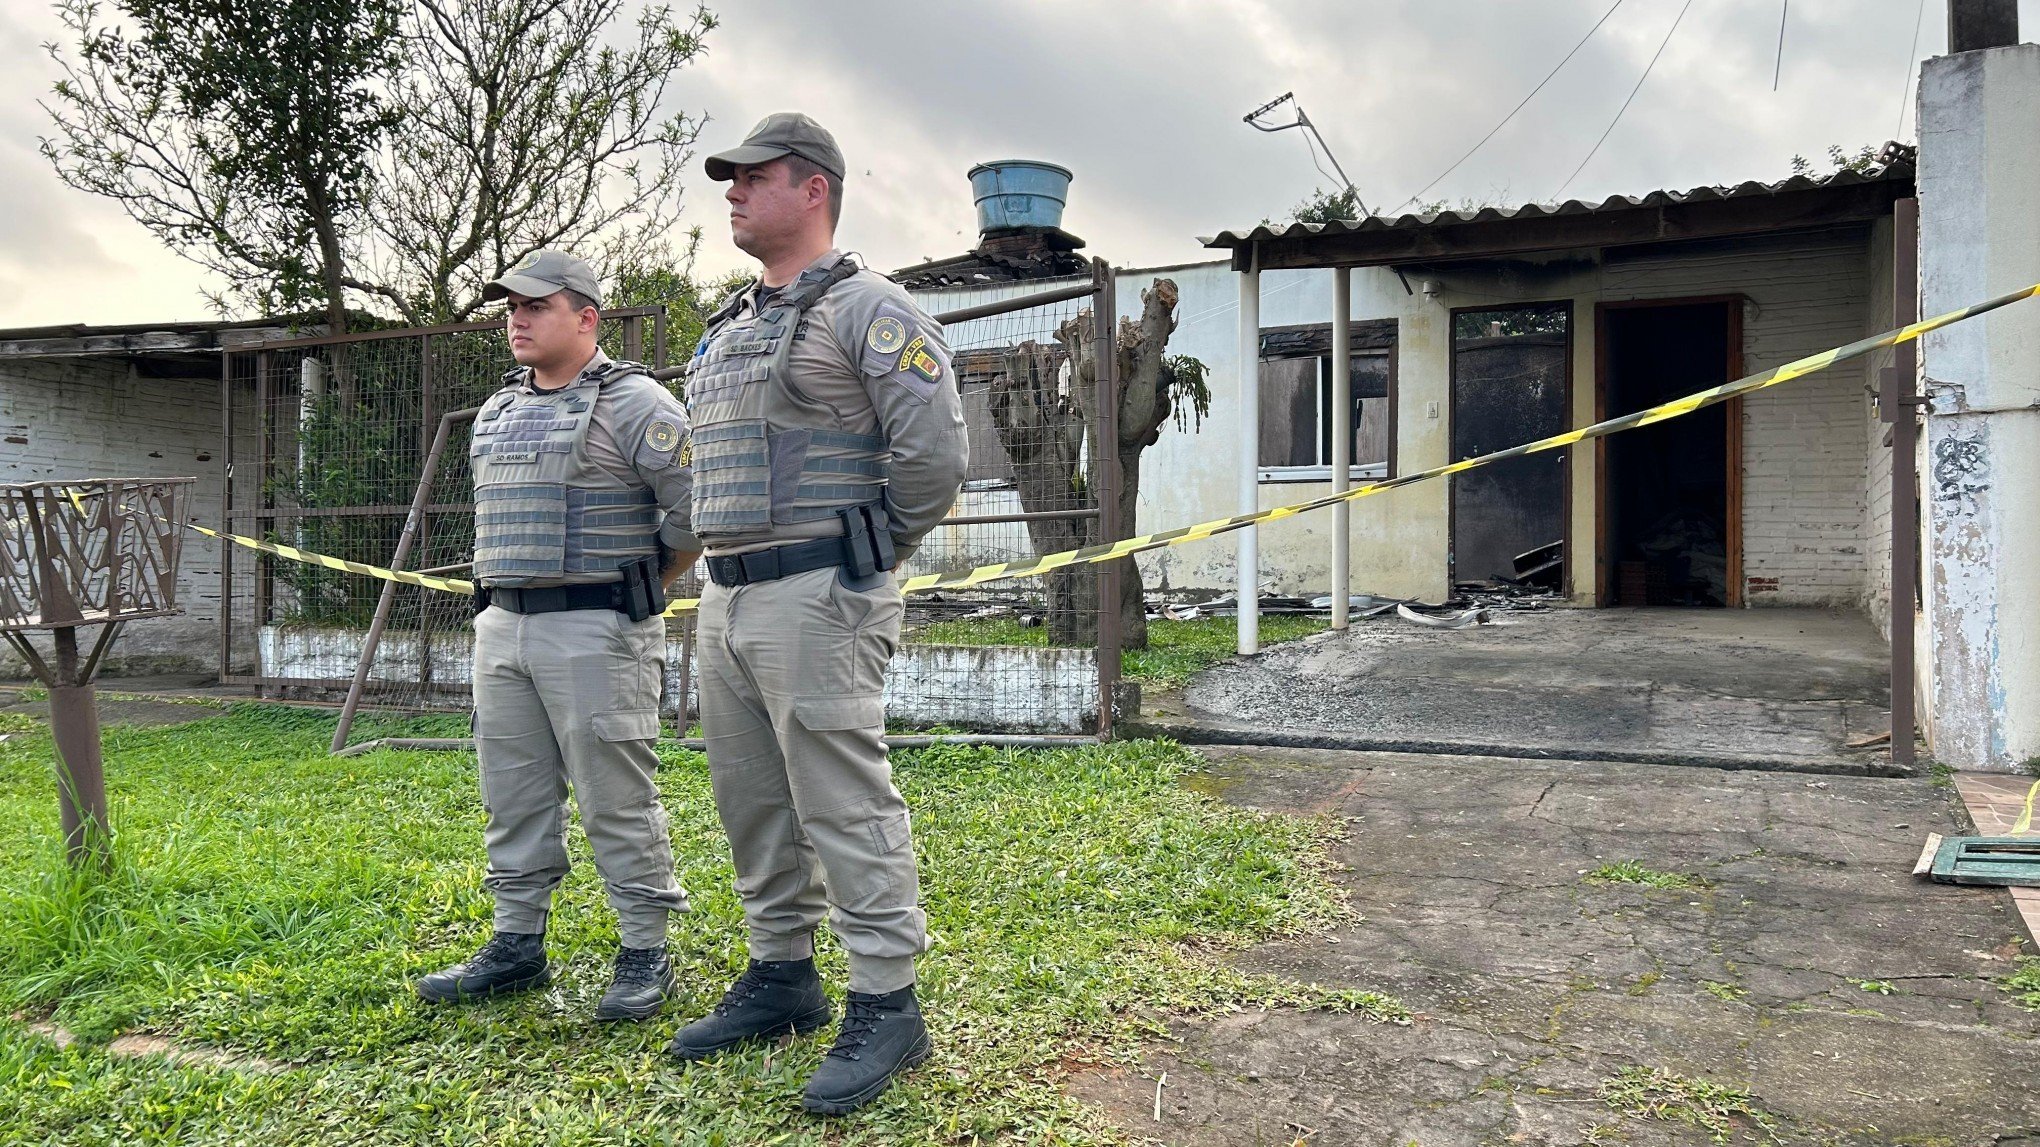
top-left (414, 931), bottom-right (549, 1003)
top-left (665, 958), bottom-right (833, 1061)
top-left (596, 945), bottom-right (677, 1021)
top-left (801, 985), bottom-right (931, 1115)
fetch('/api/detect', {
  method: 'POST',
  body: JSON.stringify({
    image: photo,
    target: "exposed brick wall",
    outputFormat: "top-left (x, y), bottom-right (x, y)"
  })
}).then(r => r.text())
top-left (1862, 216), bottom-right (1899, 638)
top-left (1, 359), bottom-right (224, 676)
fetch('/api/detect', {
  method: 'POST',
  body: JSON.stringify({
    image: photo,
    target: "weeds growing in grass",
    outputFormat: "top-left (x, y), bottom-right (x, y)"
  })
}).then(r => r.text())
top-left (1700, 980), bottom-right (1747, 1002)
top-left (0, 704), bottom-right (1394, 1144)
top-left (1583, 861), bottom-right (1706, 891)
top-left (1598, 1066), bottom-right (1780, 1144)
top-left (2000, 957), bottom-right (2040, 1011)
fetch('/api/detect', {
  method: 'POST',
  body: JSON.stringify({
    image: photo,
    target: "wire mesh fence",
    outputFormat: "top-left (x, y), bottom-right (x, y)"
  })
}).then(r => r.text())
top-left (892, 270), bottom-right (1123, 736)
top-left (220, 271), bottom-right (1127, 749)
top-left (220, 310), bottom-right (667, 716)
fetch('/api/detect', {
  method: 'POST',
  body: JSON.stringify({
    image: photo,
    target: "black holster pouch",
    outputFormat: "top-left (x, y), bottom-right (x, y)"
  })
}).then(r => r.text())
top-left (619, 555), bottom-right (666, 622)
top-left (472, 585), bottom-right (491, 616)
top-left (836, 502), bottom-right (897, 580)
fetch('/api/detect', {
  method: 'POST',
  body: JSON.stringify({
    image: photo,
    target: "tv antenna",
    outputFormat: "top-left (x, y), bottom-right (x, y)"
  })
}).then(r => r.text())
top-left (1244, 92), bottom-right (1371, 218)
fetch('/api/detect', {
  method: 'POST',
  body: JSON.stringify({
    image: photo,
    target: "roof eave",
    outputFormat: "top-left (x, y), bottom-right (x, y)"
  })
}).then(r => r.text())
top-left (1209, 167), bottom-right (1915, 271)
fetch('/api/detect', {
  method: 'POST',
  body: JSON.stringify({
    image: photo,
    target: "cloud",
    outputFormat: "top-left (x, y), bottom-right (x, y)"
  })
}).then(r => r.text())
top-left (0, 5), bottom-right (225, 326)
top-left (675, 0), bottom-right (1990, 282)
top-left (6, 0), bottom-right (2031, 325)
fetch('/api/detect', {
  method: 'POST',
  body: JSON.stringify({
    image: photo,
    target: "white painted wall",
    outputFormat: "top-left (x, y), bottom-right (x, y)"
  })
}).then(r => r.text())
top-left (1919, 43), bottom-right (2040, 771)
top-left (0, 359), bottom-right (224, 677)
top-left (914, 228), bottom-right (1881, 609)
top-left (262, 626), bottom-right (1101, 735)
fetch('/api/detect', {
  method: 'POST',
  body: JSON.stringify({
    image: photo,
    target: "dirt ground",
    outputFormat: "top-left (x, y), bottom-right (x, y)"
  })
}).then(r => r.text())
top-left (0, 683), bottom-right (224, 731)
top-left (1068, 745), bottom-right (2040, 1146)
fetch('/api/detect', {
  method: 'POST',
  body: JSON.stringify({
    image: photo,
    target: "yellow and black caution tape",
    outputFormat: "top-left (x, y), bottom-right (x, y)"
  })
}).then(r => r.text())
top-left (2012, 779), bottom-right (2040, 836)
top-left (899, 279), bottom-right (2040, 592)
top-left (56, 490), bottom-right (503, 603)
top-left (161, 280), bottom-right (2040, 614)
top-left (183, 522), bottom-right (480, 597)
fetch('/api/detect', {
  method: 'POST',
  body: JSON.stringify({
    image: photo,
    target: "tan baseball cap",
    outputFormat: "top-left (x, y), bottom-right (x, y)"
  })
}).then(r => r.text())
top-left (481, 249), bottom-right (603, 306)
top-left (704, 112), bottom-right (846, 182)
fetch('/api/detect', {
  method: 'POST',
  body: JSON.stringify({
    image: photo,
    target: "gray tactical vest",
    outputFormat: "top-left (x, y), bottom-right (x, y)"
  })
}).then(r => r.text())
top-left (684, 257), bottom-right (892, 541)
top-left (469, 361), bottom-right (663, 586)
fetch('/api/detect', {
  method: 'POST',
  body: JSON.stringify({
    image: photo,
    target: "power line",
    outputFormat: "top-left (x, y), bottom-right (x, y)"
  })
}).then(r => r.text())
top-left (1554, 0), bottom-right (1695, 200)
top-left (1299, 130), bottom-right (1350, 202)
top-left (1895, 0), bottom-right (1929, 139)
top-left (1773, 1), bottom-right (1789, 91)
top-left (1386, 0), bottom-right (1627, 216)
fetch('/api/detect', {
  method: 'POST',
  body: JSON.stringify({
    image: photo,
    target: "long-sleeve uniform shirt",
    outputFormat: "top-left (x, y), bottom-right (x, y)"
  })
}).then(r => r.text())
top-left (702, 251), bottom-right (967, 560)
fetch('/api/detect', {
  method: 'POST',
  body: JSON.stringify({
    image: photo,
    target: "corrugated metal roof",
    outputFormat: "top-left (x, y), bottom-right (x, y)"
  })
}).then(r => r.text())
top-left (1202, 147), bottom-right (1914, 249)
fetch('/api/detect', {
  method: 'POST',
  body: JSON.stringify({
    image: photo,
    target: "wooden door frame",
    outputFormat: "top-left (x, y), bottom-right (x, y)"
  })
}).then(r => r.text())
top-left (1446, 300), bottom-right (1575, 593)
top-left (1592, 295), bottom-right (1746, 607)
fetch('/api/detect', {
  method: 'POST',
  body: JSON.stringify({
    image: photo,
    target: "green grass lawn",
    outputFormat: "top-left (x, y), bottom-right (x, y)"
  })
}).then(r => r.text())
top-left (909, 615), bottom-right (1330, 691)
top-left (0, 705), bottom-right (1396, 1145)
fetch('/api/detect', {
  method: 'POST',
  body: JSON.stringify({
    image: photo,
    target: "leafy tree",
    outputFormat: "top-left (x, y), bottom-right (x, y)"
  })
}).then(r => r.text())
top-left (603, 227), bottom-right (752, 361)
top-left (1790, 143), bottom-right (1883, 179)
top-left (356, 0), bottom-right (715, 325)
top-left (1288, 185), bottom-right (1364, 224)
top-left (41, 0), bottom-right (405, 333)
top-left (43, 0), bottom-right (715, 333)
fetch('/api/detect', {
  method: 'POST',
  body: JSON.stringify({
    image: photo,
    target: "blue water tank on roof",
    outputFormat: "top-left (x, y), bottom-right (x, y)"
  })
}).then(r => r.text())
top-left (968, 160), bottom-right (1073, 233)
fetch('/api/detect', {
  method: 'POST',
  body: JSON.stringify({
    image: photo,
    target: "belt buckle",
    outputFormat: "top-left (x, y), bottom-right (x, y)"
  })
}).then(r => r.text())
top-left (709, 555), bottom-right (743, 586)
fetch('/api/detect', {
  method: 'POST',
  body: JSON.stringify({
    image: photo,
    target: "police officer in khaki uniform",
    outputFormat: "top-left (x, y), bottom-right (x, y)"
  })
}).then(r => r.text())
top-left (662, 114), bottom-right (967, 1115)
top-left (414, 251), bottom-right (700, 1022)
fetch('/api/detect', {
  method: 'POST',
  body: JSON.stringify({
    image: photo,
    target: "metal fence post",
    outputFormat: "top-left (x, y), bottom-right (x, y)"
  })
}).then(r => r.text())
top-left (1888, 197), bottom-right (1921, 767)
top-left (254, 352), bottom-right (274, 657)
top-left (1093, 257), bottom-right (1123, 740)
top-left (1237, 248), bottom-right (1261, 654)
top-left (1330, 267), bottom-right (1352, 629)
top-left (622, 314), bottom-right (644, 364)
top-left (329, 407), bottom-right (478, 754)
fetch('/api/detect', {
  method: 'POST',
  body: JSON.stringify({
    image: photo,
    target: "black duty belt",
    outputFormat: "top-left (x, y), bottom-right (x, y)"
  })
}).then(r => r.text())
top-left (706, 536), bottom-right (852, 588)
top-left (483, 583), bottom-right (626, 614)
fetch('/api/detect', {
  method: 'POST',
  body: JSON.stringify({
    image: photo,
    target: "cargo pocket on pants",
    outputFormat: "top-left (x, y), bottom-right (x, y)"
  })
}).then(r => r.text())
top-left (792, 693), bottom-right (883, 734)
top-left (869, 809), bottom-right (911, 857)
top-left (592, 708), bottom-right (661, 742)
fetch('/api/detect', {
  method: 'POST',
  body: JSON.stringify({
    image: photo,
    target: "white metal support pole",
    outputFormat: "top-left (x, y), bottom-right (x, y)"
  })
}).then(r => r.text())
top-left (1330, 267), bottom-right (1352, 629)
top-left (1237, 248), bottom-right (1261, 655)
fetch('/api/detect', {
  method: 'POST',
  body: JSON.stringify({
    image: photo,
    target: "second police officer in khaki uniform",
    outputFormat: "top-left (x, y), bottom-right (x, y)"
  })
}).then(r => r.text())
top-left (414, 251), bottom-right (700, 1022)
top-left (663, 114), bottom-right (967, 1115)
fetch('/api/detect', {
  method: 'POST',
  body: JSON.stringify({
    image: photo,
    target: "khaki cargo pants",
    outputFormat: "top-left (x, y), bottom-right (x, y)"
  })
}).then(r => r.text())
top-left (473, 605), bottom-right (686, 949)
top-left (697, 565), bottom-right (925, 994)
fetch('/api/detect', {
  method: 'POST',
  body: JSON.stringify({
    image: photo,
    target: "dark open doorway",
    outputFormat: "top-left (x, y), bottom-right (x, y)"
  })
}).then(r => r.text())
top-left (1450, 303), bottom-right (1571, 592)
top-left (1596, 299), bottom-right (1741, 607)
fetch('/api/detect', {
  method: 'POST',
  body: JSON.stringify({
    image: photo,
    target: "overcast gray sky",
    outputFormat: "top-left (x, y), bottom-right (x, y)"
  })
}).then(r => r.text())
top-left (2, 0), bottom-right (2030, 328)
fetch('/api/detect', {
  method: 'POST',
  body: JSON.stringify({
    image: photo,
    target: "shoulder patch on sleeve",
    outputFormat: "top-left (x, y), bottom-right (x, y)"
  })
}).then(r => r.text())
top-left (866, 314), bottom-right (907, 356)
top-left (900, 334), bottom-right (943, 383)
top-left (858, 301), bottom-right (920, 377)
top-left (643, 419), bottom-right (680, 454)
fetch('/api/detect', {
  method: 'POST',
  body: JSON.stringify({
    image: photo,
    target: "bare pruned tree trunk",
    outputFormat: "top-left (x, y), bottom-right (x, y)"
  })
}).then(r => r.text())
top-left (987, 279), bottom-right (1187, 649)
